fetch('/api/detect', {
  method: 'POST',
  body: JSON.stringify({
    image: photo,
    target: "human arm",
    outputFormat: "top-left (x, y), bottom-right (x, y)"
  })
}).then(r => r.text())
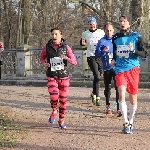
top-left (111, 37), bottom-right (117, 66)
top-left (60, 45), bottom-right (77, 65)
top-left (95, 40), bottom-right (105, 58)
top-left (133, 37), bottom-right (148, 58)
top-left (80, 32), bottom-right (86, 46)
top-left (0, 42), bottom-right (4, 53)
top-left (39, 45), bottom-right (50, 68)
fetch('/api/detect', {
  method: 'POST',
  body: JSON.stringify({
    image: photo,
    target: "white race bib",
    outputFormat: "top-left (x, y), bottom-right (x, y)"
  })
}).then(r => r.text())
top-left (108, 53), bottom-right (113, 63)
top-left (117, 45), bottom-right (130, 58)
top-left (50, 57), bottom-right (64, 71)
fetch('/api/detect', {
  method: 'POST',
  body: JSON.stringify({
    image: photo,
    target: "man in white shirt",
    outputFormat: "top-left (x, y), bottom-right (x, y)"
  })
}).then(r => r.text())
top-left (80, 17), bottom-right (105, 106)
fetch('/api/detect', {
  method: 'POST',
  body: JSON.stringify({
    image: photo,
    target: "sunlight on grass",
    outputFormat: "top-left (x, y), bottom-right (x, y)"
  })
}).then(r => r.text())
top-left (0, 113), bottom-right (24, 148)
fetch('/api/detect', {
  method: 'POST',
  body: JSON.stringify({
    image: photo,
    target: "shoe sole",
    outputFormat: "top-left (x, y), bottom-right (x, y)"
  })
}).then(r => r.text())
top-left (59, 127), bottom-right (66, 129)
top-left (117, 114), bottom-right (122, 117)
top-left (122, 131), bottom-right (132, 134)
top-left (49, 118), bottom-right (55, 124)
top-left (59, 125), bottom-right (66, 129)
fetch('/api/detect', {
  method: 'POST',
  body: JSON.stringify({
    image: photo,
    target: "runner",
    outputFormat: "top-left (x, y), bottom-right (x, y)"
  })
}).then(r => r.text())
top-left (111, 12), bottom-right (148, 134)
top-left (40, 27), bottom-right (77, 129)
top-left (95, 22), bottom-right (121, 116)
top-left (0, 42), bottom-right (4, 53)
top-left (80, 17), bottom-right (105, 106)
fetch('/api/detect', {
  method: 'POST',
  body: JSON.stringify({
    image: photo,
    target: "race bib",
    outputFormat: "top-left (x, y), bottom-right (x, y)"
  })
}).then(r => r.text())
top-left (117, 45), bottom-right (130, 58)
top-left (108, 53), bottom-right (113, 63)
top-left (50, 57), bottom-right (64, 71)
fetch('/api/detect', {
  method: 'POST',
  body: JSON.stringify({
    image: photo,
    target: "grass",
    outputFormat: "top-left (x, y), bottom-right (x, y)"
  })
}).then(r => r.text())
top-left (0, 113), bottom-right (24, 148)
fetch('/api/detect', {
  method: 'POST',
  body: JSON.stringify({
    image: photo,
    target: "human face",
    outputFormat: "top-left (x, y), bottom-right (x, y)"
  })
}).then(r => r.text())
top-left (51, 30), bottom-right (62, 44)
top-left (88, 22), bottom-right (97, 30)
top-left (119, 17), bottom-right (130, 30)
top-left (104, 24), bottom-right (114, 38)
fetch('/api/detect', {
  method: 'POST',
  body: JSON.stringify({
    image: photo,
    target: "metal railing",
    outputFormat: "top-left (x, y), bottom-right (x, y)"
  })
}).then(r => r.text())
top-left (0, 49), bottom-right (17, 75)
top-left (28, 48), bottom-right (45, 74)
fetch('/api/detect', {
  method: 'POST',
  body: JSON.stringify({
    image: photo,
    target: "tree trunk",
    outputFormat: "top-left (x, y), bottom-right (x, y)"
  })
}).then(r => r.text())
top-left (21, 0), bottom-right (31, 44)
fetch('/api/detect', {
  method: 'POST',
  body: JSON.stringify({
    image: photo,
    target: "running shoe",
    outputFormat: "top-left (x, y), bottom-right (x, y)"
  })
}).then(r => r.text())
top-left (122, 123), bottom-right (131, 134)
top-left (96, 97), bottom-right (100, 106)
top-left (106, 105), bottom-right (112, 114)
top-left (117, 109), bottom-right (122, 117)
top-left (58, 120), bottom-right (66, 129)
top-left (129, 124), bottom-right (133, 134)
top-left (91, 93), bottom-right (96, 105)
top-left (49, 111), bottom-right (57, 123)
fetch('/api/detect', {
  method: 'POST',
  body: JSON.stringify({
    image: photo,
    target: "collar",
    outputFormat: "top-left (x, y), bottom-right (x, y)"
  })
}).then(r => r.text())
top-left (89, 29), bottom-right (97, 33)
top-left (120, 28), bottom-right (132, 35)
top-left (104, 35), bottom-right (112, 40)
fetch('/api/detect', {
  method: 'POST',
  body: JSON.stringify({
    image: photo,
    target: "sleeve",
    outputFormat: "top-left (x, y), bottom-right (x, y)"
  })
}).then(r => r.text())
top-left (39, 45), bottom-right (47, 64)
top-left (82, 32), bottom-right (85, 39)
top-left (66, 45), bottom-right (77, 65)
top-left (133, 36), bottom-right (148, 58)
top-left (80, 38), bottom-right (83, 46)
top-left (112, 37), bottom-right (117, 61)
top-left (80, 32), bottom-right (86, 46)
top-left (0, 41), bottom-right (4, 53)
top-left (95, 40), bottom-right (104, 58)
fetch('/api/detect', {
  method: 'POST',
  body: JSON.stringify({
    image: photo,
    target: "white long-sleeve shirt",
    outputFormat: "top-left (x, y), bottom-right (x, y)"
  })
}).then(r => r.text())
top-left (82, 29), bottom-right (105, 57)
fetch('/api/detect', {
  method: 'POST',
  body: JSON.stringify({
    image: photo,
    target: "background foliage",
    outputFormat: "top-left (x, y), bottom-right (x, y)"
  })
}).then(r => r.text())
top-left (0, 0), bottom-right (149, 48)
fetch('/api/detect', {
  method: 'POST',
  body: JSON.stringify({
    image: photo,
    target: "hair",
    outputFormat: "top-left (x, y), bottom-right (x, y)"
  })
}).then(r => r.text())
top-left (50, 27), bottom-right (62, 35)
top-left (119, 15), bottom-right (127, 20)
top-left (104, 22), bottom-right (113, 30)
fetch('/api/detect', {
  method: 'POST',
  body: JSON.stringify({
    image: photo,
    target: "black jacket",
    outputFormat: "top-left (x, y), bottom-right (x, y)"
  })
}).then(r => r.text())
top-left (46, 39), bottom-right (69, 78)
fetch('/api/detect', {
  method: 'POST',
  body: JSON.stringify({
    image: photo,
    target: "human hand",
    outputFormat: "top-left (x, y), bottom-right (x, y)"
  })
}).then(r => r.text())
top-left (128, 42), bottom-right (133, 51)
top-left (59, 54), bottom-right (70, 61)
top-left (103, 46), bottom-right (109, 52)
top-left (110, 60), bottom-right (115, 66)
top-left (43, 63), bottom-right (50, 68)
top-left (82, 39), bottom-right (86, 45)
top-left (0, 42), bottom-right (4, 53)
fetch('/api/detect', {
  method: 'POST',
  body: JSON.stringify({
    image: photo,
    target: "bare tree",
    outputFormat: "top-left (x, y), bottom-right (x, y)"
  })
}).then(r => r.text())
top-left (0, 0), bottom-right (149, 48)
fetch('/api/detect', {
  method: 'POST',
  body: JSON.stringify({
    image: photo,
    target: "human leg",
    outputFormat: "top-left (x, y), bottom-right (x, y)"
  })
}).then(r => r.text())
top-left (87, 57), bottom-right (101, 105)
top-left (129, 94), bottom-right (137, 124)
top-left (115, 72), bottom-right (131, 133)
top-left (58, 77), bottom-right (70, 129)
top-left (104, 70), bottom-right (112, 114)
top-left (113, 71), bottom-right (121, 116)
top-left (118, 85), bottom-right (131, 134)
top-left (117, 85), bottom-right (128, 123)
top-left (47, 77), bottom-right (59, 123)
top-left (127, 67), bottom-right (140, 133)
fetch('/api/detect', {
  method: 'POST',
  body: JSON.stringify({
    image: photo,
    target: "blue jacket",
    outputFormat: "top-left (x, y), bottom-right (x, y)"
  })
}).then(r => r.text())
top-left (112, 30), bottom-right (147, 74)
top-left (95, 35), bottom-right (114, 71)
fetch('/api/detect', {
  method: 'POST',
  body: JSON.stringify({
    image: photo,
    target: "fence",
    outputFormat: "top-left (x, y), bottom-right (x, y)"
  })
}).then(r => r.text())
top-left (0, 45), bottom-right (91, 78)
top-left (0, 44), bottom-right (150, 81)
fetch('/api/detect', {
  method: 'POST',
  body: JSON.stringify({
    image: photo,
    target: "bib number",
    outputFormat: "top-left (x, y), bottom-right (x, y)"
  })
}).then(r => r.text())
top-left (50, 57), bottom-right (64, 71)
top-left (117, 45), bottom-right (130, 58)
top-left (108, 53), bottom-right (113, 63)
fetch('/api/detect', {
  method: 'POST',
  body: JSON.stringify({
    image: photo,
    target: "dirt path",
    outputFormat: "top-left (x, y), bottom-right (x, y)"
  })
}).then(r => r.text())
top-left (0, 85), bottom-right (150, 150)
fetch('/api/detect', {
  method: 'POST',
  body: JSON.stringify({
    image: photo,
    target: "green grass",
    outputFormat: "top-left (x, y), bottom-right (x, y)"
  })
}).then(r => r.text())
top-left (0, 113), bottom-right (24, 148)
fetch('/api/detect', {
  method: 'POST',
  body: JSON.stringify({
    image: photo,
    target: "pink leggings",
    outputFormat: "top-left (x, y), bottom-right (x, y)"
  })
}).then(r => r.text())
top-left (47, 77), bottom-right (70, 120)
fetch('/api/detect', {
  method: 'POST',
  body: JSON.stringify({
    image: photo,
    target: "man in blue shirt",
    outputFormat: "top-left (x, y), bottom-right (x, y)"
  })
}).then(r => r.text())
top-left (95, 22), bottom-right (121, 116)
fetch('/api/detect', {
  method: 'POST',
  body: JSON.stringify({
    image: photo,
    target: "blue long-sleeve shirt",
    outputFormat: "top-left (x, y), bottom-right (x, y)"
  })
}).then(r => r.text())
top-left (95, 35), bottom-right (114, 71)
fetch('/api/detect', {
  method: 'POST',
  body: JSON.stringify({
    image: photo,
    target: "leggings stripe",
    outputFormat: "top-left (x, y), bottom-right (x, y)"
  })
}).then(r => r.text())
top-left (47, 77), bottom-right (70, 120)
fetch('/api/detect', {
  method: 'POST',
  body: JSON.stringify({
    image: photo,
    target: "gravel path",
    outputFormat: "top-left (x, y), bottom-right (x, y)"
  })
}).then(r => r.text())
top-left (0, 85), bottom-right (150, 150)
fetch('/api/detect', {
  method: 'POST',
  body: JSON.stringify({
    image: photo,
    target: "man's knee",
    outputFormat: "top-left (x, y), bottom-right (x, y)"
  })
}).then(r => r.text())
top-left (118, 85), bottom-right (126, 100)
